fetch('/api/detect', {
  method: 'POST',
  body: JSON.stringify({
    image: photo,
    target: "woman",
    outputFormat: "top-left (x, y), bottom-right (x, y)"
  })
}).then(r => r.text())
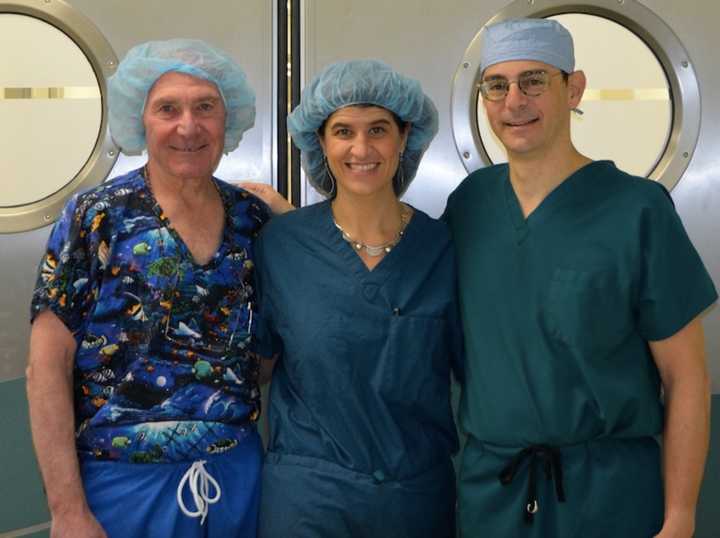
top-left (254, 60), bottom-right (463, 537)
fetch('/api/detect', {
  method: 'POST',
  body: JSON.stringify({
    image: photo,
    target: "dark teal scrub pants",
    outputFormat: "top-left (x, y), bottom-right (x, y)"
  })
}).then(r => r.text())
top-left (458, 436), bottom-right (663, 538)
top-left (259, 452), bottom-right (456, 538)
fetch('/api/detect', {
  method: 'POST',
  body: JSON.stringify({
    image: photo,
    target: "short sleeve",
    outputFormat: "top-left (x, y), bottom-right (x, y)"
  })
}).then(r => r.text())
top-left (30, 194), bottom-right (96, 334)
top-left (636, 184), bottom-right (717, 340)
top-left (252, 231), bottom-right (283, 359)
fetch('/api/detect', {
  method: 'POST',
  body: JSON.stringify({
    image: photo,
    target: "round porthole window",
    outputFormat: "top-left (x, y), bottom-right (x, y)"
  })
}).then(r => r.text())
top-left (0, 1), bottom-right (118, 233)
top-left (452, 0), bottom-right (700, 190)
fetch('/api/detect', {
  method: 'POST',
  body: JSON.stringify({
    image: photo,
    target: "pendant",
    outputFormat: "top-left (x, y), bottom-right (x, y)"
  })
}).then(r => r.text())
top-left (364, 244), bottom-right (388, 257)
top-left (333, 212), bottom-right (409, 258)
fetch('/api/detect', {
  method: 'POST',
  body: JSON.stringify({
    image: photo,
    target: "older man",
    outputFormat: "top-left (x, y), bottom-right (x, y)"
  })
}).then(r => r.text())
top-left (443, 18), bottom-right (717, 538)
top-left (26, 40), bottom-right (270, 537)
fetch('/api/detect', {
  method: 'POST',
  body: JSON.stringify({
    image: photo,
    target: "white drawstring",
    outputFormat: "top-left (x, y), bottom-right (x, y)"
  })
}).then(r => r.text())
top-left (176, 460), bottom-right (222, 524)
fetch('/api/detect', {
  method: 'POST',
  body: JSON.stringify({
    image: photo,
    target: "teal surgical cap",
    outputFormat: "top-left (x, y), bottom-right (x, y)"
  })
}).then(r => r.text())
top-left (480, 18), bottom-right (575, 74)
top-left (287, 59), bottom-right (438, 197)
top-left (108, 39), bottom-right (255, 154)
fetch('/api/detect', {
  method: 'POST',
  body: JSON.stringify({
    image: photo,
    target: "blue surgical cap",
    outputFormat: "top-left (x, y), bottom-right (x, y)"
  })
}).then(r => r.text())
top-left (480, 18), bottom-right (575, 74)
top-left (108, 39), bottom-right (255, 154)
top-left (287, 59), bottom-right (438, 197)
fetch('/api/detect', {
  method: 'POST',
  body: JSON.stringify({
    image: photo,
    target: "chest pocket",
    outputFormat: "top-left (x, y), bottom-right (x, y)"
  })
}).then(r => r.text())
top-left (162, 258), bottom-right (253, 359)
top-left (541, 268), bottom-right (631, 356)
top-left (388, 314), bottom-right (450, 391)
top-left (300, 313), bottom-right (450, 399)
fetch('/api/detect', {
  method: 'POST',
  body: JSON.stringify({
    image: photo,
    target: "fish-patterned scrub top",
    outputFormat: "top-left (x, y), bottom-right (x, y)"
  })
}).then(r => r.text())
top-left (30, 167), bottom-right (270, 463)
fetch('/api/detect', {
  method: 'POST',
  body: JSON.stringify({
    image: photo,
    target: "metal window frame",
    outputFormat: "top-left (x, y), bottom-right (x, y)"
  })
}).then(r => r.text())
top-left (451, 0), bottom-right (701, 191)
top-left (276, 0), bottom-right (301, 207)
top-left (0, 0), bottom-right (118, 233)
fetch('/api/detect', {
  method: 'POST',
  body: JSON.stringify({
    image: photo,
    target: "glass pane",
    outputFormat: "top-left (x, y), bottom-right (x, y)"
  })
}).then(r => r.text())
top-left (0, 13), bottom-right (102, 207)
top-left (476, 13), bottom-right (672, 178)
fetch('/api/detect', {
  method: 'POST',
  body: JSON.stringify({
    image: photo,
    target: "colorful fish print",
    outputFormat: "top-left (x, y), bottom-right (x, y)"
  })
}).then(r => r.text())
top-left (31, 168), bottom-right (270, 462)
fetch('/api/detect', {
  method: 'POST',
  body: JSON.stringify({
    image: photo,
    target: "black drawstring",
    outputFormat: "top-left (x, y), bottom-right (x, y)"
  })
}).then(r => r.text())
top-left (498, 445), bottom-right (566, 525)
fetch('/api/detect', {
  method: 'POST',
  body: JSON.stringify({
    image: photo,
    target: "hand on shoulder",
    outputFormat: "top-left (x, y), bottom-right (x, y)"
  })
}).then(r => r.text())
top-left (240, 181), bottom-right (295, 215)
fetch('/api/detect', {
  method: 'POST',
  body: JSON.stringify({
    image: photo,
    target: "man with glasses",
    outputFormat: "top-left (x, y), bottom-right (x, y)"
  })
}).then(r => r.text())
top-left (443, 18), bottom-right (716, 538)
top-left (26, 40), bottom-right (271, 537)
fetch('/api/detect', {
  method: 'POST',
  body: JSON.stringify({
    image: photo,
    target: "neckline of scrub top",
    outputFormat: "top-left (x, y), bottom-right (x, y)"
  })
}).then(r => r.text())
top-left (320, 199), bottom-right (419, 285)
top-left (141, 169), bottom-right (231, 270)
top-left (503, 160), bottom-right (613, 244)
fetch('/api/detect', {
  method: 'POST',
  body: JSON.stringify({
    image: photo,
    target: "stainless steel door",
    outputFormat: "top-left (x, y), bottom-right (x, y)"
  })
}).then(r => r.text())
top-left (0, 1), bottom-right (276, 534)
top-left (300, 1), bottom-right (719, 535)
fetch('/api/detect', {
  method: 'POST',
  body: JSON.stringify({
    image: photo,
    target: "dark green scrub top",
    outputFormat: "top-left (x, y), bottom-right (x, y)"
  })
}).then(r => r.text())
top-left (444, 161), bottom-right (717, 447)
top-left (444, 161), bottom-right (717, 537)
top-left (254, 201), bottom-right (462, 537)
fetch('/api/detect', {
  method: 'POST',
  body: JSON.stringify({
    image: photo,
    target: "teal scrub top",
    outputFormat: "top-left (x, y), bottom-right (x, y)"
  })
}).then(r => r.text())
top-left (443, 161), bottom-right (717, 448)
top-left (255, 200), bottom-right (462, 479)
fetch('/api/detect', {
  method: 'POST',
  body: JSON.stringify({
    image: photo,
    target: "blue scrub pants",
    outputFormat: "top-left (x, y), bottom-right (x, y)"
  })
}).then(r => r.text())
top-left (80, 430), bottom-right (262, 538)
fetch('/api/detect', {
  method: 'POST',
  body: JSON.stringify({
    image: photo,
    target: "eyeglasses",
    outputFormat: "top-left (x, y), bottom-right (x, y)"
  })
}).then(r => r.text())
top-left (479, 71), bottom-right (564, 101)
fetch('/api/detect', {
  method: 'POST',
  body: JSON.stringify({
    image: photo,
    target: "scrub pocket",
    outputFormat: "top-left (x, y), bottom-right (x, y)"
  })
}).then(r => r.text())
top-left (260, 452), bottom-right (456, 538)
top-left (542, 267), bottom-right (630, 356)
top-left (386, 314), bottom-right (451, 399)
top-left (163, 276), bottom-right (253, 357)
top-left (313, 312), bottom-right (451, 399)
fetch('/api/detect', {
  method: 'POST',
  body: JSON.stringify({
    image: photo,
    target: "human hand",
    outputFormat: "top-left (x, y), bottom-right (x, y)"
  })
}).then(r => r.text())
top-left (653, 513), bottom-right (695, 538)
top-left (51, 508), bottom-right (107, 538)
top-left (240, 181), bottom-right (295, 215)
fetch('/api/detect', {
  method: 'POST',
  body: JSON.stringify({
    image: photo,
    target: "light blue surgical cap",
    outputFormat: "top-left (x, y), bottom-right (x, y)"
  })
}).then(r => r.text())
top-left (287, 59), bottom-right (438, 197)
top-left (480, 18), bottom-right (575, 74)
top-left (108, 39), bottom-right (255, 154)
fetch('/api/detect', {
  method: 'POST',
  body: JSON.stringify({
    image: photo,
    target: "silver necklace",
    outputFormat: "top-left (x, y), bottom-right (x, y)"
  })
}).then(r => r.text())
top-left (333, 205), bottom-right (411, 257)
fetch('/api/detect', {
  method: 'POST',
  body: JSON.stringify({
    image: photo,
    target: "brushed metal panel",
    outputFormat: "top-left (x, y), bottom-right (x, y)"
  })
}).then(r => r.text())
top-left (302, 0), bottom-right (719, 392)
top-left (640, 0), bottom-right (720, 392)
top-left (300, 0), bottom-right (510, 212)
top-left (0, 0), bottom-right (275, 382)
top-left (0, 226), bottom-right (51, 382)
top-left (68, 0), bottom-right (276, 186)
